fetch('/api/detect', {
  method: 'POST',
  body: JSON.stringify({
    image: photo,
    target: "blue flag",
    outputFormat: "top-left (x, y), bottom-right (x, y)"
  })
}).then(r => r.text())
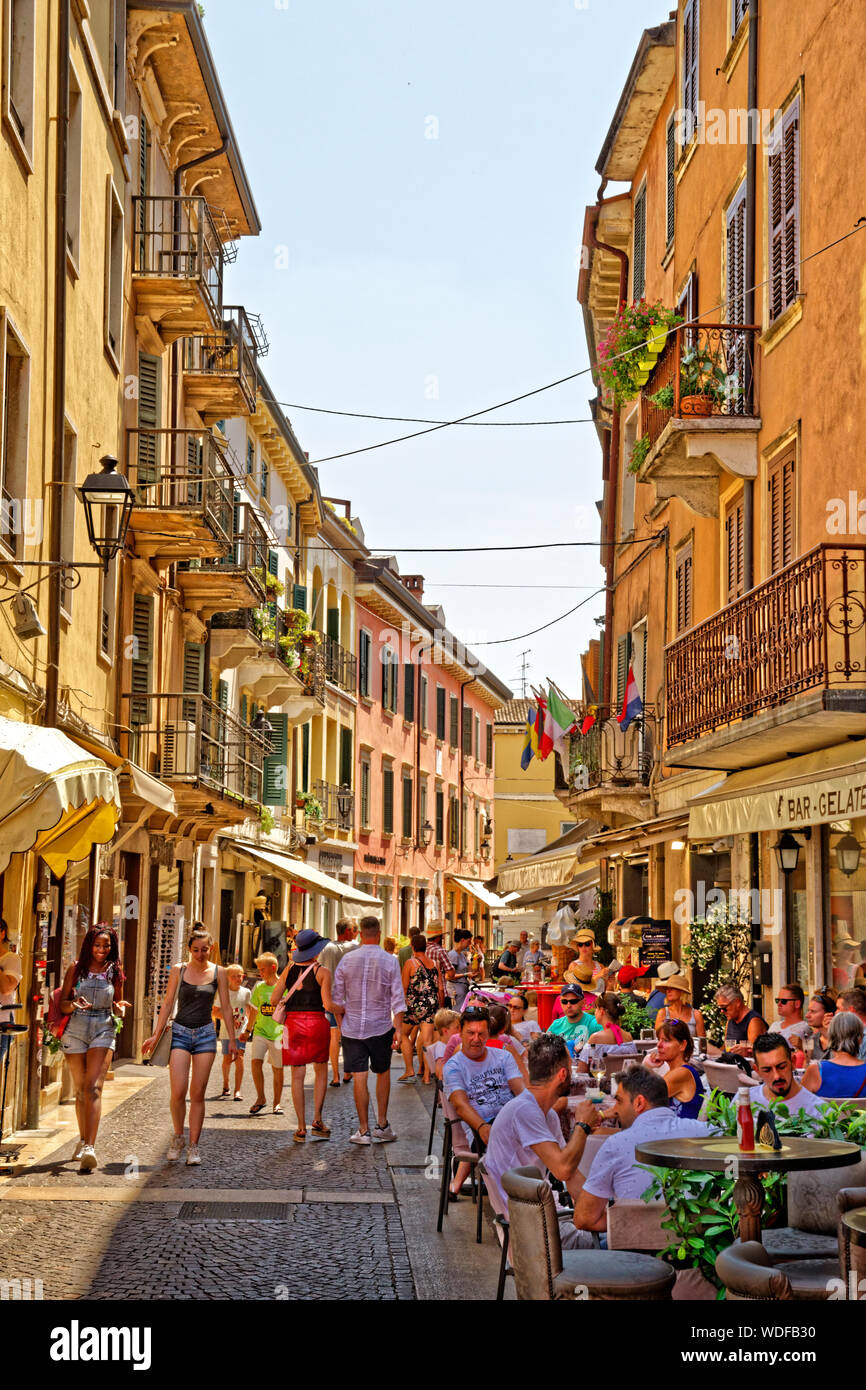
top-left (521, 707), bottom-right (536, 770)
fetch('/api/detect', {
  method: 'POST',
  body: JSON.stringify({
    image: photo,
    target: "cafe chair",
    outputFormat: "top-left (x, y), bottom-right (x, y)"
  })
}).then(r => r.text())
top-left (436, 1089), bottom-right (486, 1244)
top-left (702, 1060), bottom-right (759, 1096)
top-left (423, 1045), bottom-right (442, 1157)
top-left (715, 1240), bottom-right (832, 1301)
top-left (764, 1156), bottom-right (866, 1279)
top-left (603, 1051), bottom-right (638, 1078)
top-left (478, 1158), bottom-right (512, 1301)
top-left (606, 1199), bottom-right (669, 1251)
top-left (501, 1167), bottom-right (675, 1301)
top-left (836, 1186), bottom-right (866, 1288)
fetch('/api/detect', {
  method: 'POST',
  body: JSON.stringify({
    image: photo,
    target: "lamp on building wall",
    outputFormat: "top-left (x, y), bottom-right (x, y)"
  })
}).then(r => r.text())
top-left (481, 837), bottom-right (491, 859)
top-left (836, 833), bottom-right (862, 877)
top-left (75, 455), bottom-right (134, 571)
top-left (773, 830), bottom-right (803, 876)
top-left (419, 819), bottom-right (433, 848)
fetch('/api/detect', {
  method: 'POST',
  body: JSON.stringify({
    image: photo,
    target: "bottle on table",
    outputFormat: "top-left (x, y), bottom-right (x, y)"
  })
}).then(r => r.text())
top-left (736, 1085), bottom-right (755, 1152)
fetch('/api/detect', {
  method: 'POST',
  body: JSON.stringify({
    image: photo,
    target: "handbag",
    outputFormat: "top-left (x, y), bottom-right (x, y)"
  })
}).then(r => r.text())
top-left (273, 962), bottom-right (317, 1027)
top-left (46, 986), bottom-right (70, 1038)
top-left (146, 1022), bottom-right (173, 1067)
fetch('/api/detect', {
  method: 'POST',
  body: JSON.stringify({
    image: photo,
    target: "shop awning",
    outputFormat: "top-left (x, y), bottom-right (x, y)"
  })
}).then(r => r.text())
top-left (226, 841), bottom-right (383, 908)
top-left (119, 761), bottom-right (177, 816)
top-left (494, 822), bottom-right (593, 894)
top-left (688, 739), bottom-right (866, 839)
top-left (506, 866), bottom-right (600, 910)
top-left (0, 717), bottom-right (120, 877)
top-left (447, 875), bottom-right (518, 912)
top-left (577, 812), bottom-right (690, 862)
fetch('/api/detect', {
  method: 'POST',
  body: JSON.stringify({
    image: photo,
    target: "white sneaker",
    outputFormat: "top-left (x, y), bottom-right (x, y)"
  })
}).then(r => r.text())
top-left (166, 1133), bottom-right (185, 1162)
top-left (185, 1144), bottom-right (202, 1166)
top-left (349, 1129), bottom-right (372, 1145)
top-left (78, 1145), bottom-right (97, 1172)
top-left (372, 1123), bottom-right (396, 1143)
top-left (72, 1139), bottom-right (86, 1161)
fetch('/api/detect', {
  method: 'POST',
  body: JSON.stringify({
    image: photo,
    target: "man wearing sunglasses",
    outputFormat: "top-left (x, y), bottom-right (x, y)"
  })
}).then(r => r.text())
top-left (770, 983), bottom-right (811, 1046)
top-left (546, 984), bottom-right (602, 1047)
top-left (443, 1006), bottom-right (525, 1152)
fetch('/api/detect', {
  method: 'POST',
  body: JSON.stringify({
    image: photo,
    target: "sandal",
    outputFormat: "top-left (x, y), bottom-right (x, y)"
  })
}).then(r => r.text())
top-left (311, 1120), bottom-right (331, 1140)
top-left (329, 1079), bottom-right (341, 1088)
top-left (249, 1102), bottom-right (266, 1115)
top-left (293, 1129), bottom-right (307, 1143)
top-left (219, 1089), bottom-right (230, 1098)
top-left (272, 1105), bottom-right (284, 1114)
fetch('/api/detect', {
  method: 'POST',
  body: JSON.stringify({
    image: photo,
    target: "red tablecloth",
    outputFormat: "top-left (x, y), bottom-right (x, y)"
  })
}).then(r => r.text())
top-left (522, 984), bottom-right (564, 1032)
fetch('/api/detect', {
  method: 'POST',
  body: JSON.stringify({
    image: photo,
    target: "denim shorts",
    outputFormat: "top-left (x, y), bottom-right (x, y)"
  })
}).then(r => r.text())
top-left (61, 1010), bottom-right (117, 1055)
top-left (170, 1022), bottom-right (217, 1055)
top-left (220, 1038), bottom-right (245, 1056)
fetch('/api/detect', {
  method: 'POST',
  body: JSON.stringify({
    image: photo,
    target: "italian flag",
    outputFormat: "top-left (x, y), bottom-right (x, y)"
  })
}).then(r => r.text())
top-left (538, 686), bottom-right (578, 762)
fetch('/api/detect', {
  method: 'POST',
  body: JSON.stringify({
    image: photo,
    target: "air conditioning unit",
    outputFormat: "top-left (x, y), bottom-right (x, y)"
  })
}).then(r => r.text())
top-left (161, 721), bottom-right (197, 778)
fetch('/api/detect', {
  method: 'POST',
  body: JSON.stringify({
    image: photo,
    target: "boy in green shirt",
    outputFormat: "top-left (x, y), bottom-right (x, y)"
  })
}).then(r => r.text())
top-left (242, 953), bottom-right (284, 1115)
top-left (547, 985), bottom-right (603, 1047)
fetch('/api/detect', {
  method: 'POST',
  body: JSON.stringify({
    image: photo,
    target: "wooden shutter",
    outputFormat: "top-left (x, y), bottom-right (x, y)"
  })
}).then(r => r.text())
top-left (632, 185), bottom-right (646, 301)
top-left (462, 706), bottom-right (473, 756)
top-left (383, 765), bottom-right (394, 834)
top-left (181, 642), bottom-right (204, 722)
top-left (675, 544), bottom-right (693, 634)
top-left (136, 352), bottom-right (161, 487)
top-left (262, 711), bottom-right (289, 807)
top-left (404, 663), bottom-right (415, 722)
top-left (402, 774), bottom-right (413, 838)
top-left (682, 0), bottom-right (699, 142)
top-left (326, 606), bottom-right (339, 641)
top-left (450, 695), bottom-right (459, 747)
top-left (616, 635), bottom-right (631, 711)
top-left (769, 99), bottom-right (800, 322)
top-left (268, 551), bottom-right (279, 579)
top-left (136, 115), bottom-right (149, 263)
top-left (301, 721), bottom-right (310, 791)
top-left (130, 593), bottom-right (153, 725)
top-left (419, 674), bottom-right (428, 730)
top-left (435, 788), bottom-right (444, 845)
top-left (339, 726), bottom-right (353, 787)
top-left (240, 693), bottom-right (248, 725)
top-left (666, 113), bottom-right (676, 246)
top-left (768, 449), bottom-right (796, 574)
top-left (486, 723), bottom-right (493, 769)
top-left (292, 583), bottom-right (307, 612)
top-left (436, 686), bottom-right (446, 740)
top-left (726, 181), bottom-right (747, 324)
top-left (360, 756), bottom-right (371, 826)
top-left (725, 495), bottom-right (746, 600)
top-left (359, 630), bottom-right (370, 697)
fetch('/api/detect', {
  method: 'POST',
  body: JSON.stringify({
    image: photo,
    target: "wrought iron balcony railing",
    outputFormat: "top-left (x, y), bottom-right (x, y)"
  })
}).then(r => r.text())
top-left (210, 610), bottom-right (327, 703)
top-left (322, 635), bottom-right (358, 694)
top-left (640, 324), bottom-right (760, 455)
top-left (566, 712), bottom-right (655, 792)
top-left (183, 305), bottom-right (258, 417)
top-left (121, 692), bottom-right (267, 806)
top-left (132, 195), bottom-right (223, 323)
top-left (313, 779), bottom-right (355, 830)
top-left (125, 428), bottom-right (234, 545)
top-left (179, 503), bottom-right (268, 595)
top-left (665, 544), bottom-right (866, 746)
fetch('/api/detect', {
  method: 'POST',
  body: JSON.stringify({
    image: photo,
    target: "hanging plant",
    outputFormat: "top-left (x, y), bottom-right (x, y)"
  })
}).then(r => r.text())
top-left (683, 898), bottom-right (754, 1045)
top-left (597, 301), bottom-right (682, 408)
top-left (629, 433), bottom-right (651, 474)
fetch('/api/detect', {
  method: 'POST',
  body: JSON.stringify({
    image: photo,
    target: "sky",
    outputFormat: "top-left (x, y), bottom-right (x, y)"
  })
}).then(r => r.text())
top-left (202, 0), bottom-right (658, 701)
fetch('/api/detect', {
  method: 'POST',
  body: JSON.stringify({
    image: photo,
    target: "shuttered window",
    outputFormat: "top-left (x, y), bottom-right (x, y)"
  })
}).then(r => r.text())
top-left (136, 352), bottom-right (161, 486)
top-left (360, 755), bottom-right (371, 828)
top-left (404, 663), bottom-right (415, 722)
top-left (725, 494), bottom-right (746, 601)
top-left (435, 787), bottom-right (445, 846)
top-left (675, 544), bottom-right (693, 634)
top-left (402, 773), bottom-right (413, 839)
top-left (327, 606), bottom-right (339, 641)
top-left (130, 593), bottom-right (153, 725)
top-left (615, 634), bottom-right (631, 711)
top-left (449, 695), bottom-right (459, 748)
top-left (462, 706), bottom-right (473, 756)
top-left (339, 726), bottom-right (353, 788)
top-left (732, 0), bottom-right (748, 36)
top-left (419, 674), bottom-right (428, 731)
top-left (358, 629), bottom-right (371, 697)
top-left (382, 650), bottom-right (398, 713)
top-left (666, 112), bottom-right (676, 246)
top-left (301, 721), bottom-right (310, 792)
top-left (449, 791), bottom-right (459, 849)
top-left (486, 723), bottom-right (494, 769)
top-left (682, 0), bottom-right (700, 145)
top-left (181, 642), bottom-right (204, 722)
top-left (262, 712), bottom-right (289, 807)
top-left (292, 583), bottom-right (307, 612)
top-left (768, 449), bottom-right (796, 574)
top-left (436, 686), bottom-right (446, 740)
top-left (246, 438), bottom-right (255, 474)
top-left (726, 180), bottom-right (747, 324)
top-left (383, 764), bottom-right (394, 835)
top-left (768, 99), bottom-right (800, 323)
top-left (632, 184), bottom-right (646, 302)
top-left (677, 271), bottom-right (698, 348)
top-left (136, 115), bottom-right (149, 265)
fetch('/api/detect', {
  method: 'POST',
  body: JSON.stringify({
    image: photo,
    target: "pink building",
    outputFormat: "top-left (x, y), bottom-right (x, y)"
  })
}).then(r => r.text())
top-left (353, 559), bottom-right (511, 944)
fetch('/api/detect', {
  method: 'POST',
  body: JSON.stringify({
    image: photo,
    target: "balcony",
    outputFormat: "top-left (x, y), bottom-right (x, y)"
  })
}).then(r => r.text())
top-left (182, 306), bottom-right (258, 424)
top-left (210, 609), bottom-right (326, 719)
top-left (665, 544), bottom-right (866, 770)
top-left (557, 712), bottom-right (655, 821)
top-left (313, 779), bottom-right (355, 832)
top-left (125, 428), bottom-right (234, 568)
top-left (177, 504), bottom-right (268, 618)
top-left (637, 324), bottom-right (761, 518)
top-left (323, 636), bottom-right (357, 694)
top-left (132, 196), bottom-right (223, 344)
top-left (121, 692), bottom-right (266, 818)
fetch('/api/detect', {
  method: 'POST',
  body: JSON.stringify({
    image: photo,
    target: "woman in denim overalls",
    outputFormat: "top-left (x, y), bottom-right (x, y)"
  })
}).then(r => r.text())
top-left (59, 926), bottom-right (129, 1173)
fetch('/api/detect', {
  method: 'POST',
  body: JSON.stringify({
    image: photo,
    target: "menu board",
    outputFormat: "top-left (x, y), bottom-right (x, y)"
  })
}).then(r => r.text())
top-left (639, 919), bottom-right (672, 968)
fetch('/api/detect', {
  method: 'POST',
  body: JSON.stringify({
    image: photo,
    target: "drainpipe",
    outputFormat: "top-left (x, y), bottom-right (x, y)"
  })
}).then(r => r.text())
top-left (743, 0), bottom-right (759, 593)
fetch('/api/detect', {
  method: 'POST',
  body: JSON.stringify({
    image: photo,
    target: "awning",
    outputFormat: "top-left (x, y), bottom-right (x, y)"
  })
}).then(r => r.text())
top-left (0, 717), bottom-right (120, 876)
top-left (226, 841), bottom-right (382, 908)
top-left (507, 866), bottom-right (600, 910)
top-left (447, 875), bottom-right (518, 912)
top-left (577, 811), bottom-right (689, 862)
top-left (688, 739), bottom-right (866, 839)
top-left (120, 761), bottom-right (177, 816)
top-left (493, 821), bottom-right (595, 894)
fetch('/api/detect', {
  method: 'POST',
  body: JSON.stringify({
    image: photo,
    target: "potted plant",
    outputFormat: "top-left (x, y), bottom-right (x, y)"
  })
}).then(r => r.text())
top-left (679, 344), bottom-right (731, 417)
top-left (297, 790), bottom-right (324, 821)
top-left (597, 301), bottom-right (681, 409)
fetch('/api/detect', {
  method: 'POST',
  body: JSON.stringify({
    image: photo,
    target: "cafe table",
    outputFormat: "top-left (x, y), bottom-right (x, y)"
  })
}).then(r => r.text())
top-left (515, 983), bottom-right (563, 1031)
top-left (634, 1134), bottom-right (862, 1245)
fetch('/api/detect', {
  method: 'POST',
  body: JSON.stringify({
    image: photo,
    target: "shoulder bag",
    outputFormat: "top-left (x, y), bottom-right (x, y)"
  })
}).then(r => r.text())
top-left (272, 962), bottom-right (317, 1027)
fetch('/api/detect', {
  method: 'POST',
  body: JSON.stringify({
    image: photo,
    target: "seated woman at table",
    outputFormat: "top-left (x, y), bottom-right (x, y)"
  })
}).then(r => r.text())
top-left (646, 1019), bottom-right (706, 1119)
top-left (653, 974), bottom-right (705, 1043)
top-left (801, 1011), bottom-right (866, 1097)
top-left (577, 994), bottom-right (634, 1072)
top-left (485, 1003), bottom-right (530, 1083)
top-left (507, 993), bottom-right (542, 1045)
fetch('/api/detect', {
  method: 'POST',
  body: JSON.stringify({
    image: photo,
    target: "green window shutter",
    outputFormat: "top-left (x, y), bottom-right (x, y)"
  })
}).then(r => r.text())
top-left (182, 642), bottom-right (205, 722)
top-left (130, 593), bottom-right (154, 725)
top-left (217, 679), bottom-right (229, 711)
top-left (240, 693), bottom-right (248, 725)
top-left (268, 550), bottom-right (279, 577)
top-left (292, 584), bottom-right (307, 612)
top-left (402, 774), bottom-right (413, 839)
top-left (383, 766), bottom-right (394, 834)
top-left (262, 711), bottom-right (289, 807)
top-left (436, 687), bottom-right (446, 740)
top-left (136, 353), bottom-right (161, 486)
top-left (486, 723), bottom-right (493, 769)
top-left (339, 726), bottom-right (353, 787)
top-left (462, 706), bottom-right (473, 756)
top-left (327, 607), bottom-right (340, 642)
top-left (435, 788), bottom-right (444, 845)
top-left (359, 630), bottom-right (370, 697)
top-left (449, 695), bottom-right (459, 748)
top-left (419, 675), bottom-right (428, 730)
top-left (360, 758), bottom-right (371, 827)
top-left (302, 721), bottom-right (310, 792)
top-left (404, 664), bottom-right (415, 722)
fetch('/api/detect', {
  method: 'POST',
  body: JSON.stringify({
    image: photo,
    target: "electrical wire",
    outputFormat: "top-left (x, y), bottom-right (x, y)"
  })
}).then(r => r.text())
top-left (471, 587), bottom-right (606, 646)
top-left (271, 399), bottom-right (593, 426)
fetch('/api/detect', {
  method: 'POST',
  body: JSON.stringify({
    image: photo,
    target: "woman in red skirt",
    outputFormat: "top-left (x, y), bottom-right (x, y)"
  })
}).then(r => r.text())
top-left (271, 929), bottom-right (334, 1142)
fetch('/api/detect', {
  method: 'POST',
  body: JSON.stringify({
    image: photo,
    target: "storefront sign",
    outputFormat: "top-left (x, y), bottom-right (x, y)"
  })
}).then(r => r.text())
top-left (364, 854), bottom-right (387, 866)
top-left (639, 919), bottom-right (672, 968)
top-left (318, 852), bottom-right (345, 876)
top-left (689, 746), bottom-right (866, 839)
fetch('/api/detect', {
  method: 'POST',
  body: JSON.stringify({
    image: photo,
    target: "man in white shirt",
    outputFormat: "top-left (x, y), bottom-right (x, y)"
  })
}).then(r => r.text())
top-left (750, 1032), bottom-right (827, 1119)
top-left (574, 1066), bottom-right (709, 1234)
top-left (770, 983), bottom-right (811, 1047)
top-left (515, 931), bottom-right (530, 970)
top-left (332, 917), bottom-right (405, 1146)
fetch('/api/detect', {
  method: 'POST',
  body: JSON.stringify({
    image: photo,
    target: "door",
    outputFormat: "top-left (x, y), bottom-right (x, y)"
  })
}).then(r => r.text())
top-left (219, 888), bottom-right (235, 962)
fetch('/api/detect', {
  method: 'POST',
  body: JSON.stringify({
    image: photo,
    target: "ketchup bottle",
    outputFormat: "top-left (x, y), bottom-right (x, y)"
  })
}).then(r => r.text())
top-left (736, 1086), bottom-right (755, 1152)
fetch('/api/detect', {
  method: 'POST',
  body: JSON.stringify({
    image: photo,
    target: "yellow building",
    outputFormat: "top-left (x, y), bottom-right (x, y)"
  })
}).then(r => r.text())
top-left (493, 699), bottom-right (577, 868)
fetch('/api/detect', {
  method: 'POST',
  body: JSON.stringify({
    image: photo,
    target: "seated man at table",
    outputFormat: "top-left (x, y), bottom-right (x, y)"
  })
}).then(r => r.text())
top-left (484, 1034), bottom-right (603, 1245)
top-left (713, 984), bottom-right (768, 1057)
top-left (547, 984), bottom-right (602, 1048)
top-left (750, 1032), bottom-right (826, 1120)
top-left (443, 1004), bottom-right (525, 1159)
top-left (769, 983), bottom-right (811, 1048)
top-left (573, 1066), bottom-right (709, 1236)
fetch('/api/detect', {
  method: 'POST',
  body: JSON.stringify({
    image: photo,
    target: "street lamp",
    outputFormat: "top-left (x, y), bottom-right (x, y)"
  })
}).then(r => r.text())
top-left (836, 833), bottom-right (862, 877)
top-left (773, 831), bottom-right (802, 876)
top-left (75, 455), bottom-right (134, 572)
top-left (419, 819), bottom-right (433, 847)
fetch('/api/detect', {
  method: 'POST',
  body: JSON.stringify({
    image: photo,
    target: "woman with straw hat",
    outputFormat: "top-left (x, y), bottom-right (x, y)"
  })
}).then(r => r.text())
top-left (564, 929), bottom-right (607, 1002)
top-left (653, 972), bottom-right (705, 1043)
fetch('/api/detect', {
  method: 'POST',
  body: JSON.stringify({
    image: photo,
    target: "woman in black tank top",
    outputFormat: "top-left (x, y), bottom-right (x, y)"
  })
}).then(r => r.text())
top-left (269, 929), bottom-right (334, 1142)
top-left (143, 930), bottom-right (239, 1166)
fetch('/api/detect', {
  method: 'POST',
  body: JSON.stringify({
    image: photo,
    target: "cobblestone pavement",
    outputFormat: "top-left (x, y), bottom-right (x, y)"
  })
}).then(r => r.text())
top-left (0, 1062), bottom-right (416, 1300)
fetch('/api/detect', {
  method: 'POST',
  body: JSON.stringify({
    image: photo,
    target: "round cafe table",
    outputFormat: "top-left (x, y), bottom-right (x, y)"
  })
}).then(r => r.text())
top-left (634, 1134), bottom-right (862, 1245)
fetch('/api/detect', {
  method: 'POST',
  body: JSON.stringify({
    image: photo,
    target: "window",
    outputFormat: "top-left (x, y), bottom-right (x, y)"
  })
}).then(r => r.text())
top-left (461, 795), bottom-right (469, 853)
top-left (449, 694), bottom-right (459, 748)
top-left (419, 674), bottom-right (428, 731)
top-left (474, 713), bottom-right (481, 760)
top-left (403, 663), bottom-right (415, 722)
top-left (615, 634), bottom-right (631, 712)
top-left (360, 754), bottom-right (371, 828)
top-left (436, 685), bottom-right (446, 740)
top-left (725, 494), bottom-right (746, 601)
top-left (105, 181), bottom-right (124, 365)
top-left (435, 786), bottom-right (444, 846)
top-left (260, 457), bottom-right (269, 502)
top-left (402, 772), bottom-right (413, 839)
top-left (246, 437), bottom-right (255, 475)
top-left (382, 648), bottom-right (398, 713)
top-left (485, 723), bottom-right (493, 769)
top-left (768, 447), bottom-right (796, 574)
top-left (129, 592), bottom-right (153, 724)
top-left (675, 543), bottom-right (693, 634)
top-left (262, 713), bottom-right (289, 807)
top-left (339, 725), bottom-right (353, 788)
top-left (665, 112), bottom-right (676, 247)
top-left (4, 0), bottom-right (36, 164)
top-left (136, 351), bottom-right (161, 485)
top-left (681, 0), bottom-right (700, 146)
top-left (462, 706), bottom-right (473, 756)
top-left (99, 553), bottom-right (117, 660)
top-left (382, 763), bottom-right (394, 835)
top-left (358, 629), bottom-right (372, 697)
top-left (677, 271), bottom-right (698, 348)
top-left (768, 98), bottom-right (800, 323)
top-left (67, 64), bottom-right (82, 269)
top-left (727, 180), bottom-right (747, 324)
top-left (0, 313), bottom-right (31, 560)
top-left (301, 721), bottom-right (310, 792)
top-left (632, 183), bottom-right (646, 302)
top-left (61, 422), bottom-right (77, 618)
top-left (181, 641), bottom-right (204, 721)
top-left (448, 790), bottom-right (459, 849)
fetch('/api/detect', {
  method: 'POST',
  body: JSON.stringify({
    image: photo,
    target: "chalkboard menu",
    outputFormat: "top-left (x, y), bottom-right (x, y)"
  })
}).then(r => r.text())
top-left (639, 919), bottom-right (672, 968)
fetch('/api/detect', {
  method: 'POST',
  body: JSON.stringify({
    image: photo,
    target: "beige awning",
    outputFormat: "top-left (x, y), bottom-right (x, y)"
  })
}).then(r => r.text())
top-left (507, 866), bottom-right (600, 910)
top-left (0, 716), bottom-right (120, 876)
top-left (226, 841), bottom-right (383, 908)
top-left (688, 739), bottom-right (866, 839)
top-left (120, 761), bottom-right (177, 816)
top-left (577, 811), bottom-right (689, 863)
top-left (447, 875), bottom-right (517, 912)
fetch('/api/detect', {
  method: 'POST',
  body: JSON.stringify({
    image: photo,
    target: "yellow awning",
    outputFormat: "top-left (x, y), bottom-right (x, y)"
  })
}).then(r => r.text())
top-left (688, 739), bottom-right (866, 839)
top-left (0, 717), bottom-right (120, 876)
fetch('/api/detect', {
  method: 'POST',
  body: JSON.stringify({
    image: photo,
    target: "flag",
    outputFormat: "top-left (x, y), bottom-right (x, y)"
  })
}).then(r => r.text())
top-left (539, 686), bottom-right (578, 762)
top-left (581, 707), bottom-right (597, 736)
top-left (581, 661), bottom-right (597, 735)
top-left (532, 697), bottom-right (547, 759)
top-left (520, 706), bottom-right (536, 770)
top-left (617, 665), bottom-right (643, 732)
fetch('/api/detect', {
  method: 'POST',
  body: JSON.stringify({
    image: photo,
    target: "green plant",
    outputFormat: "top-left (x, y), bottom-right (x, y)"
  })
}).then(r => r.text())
top-left (260, 807), bottom-right (275, 834)
top-left (629, 433), bottom-right (651, 474)
top-left (620, 997), bottom-right (653, 1037)
top-left (679, 343), bottom-right (731, 405)
top-left (649, 383), bottom-right (675, 410)
top-left (251, 565), bottom-right (284, 598)
top-left (683, 898), bottom-right (754, 1045)
top-left (597, 301), bottom-right (681, 408)
top-left (299, 792), bottom-right (324, 821)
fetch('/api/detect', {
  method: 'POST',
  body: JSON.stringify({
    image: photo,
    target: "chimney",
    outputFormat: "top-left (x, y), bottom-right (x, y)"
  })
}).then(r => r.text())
top-left (403, 574), bottom-right (424, 600)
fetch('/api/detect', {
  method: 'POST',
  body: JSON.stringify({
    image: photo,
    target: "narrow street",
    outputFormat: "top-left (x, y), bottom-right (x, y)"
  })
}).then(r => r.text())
top-left (0, 1060), bottom-right (506, 1301)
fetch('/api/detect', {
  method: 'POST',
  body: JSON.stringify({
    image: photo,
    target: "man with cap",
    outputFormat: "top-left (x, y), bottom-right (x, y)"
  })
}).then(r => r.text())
top-left (617, 963), bottom-right (650, 1008)
top-left (645, 961), bottom-right (681, 1022)
top-left (496, 940), bottom-right (522, 984)
top-left (546, 984), bottom-right (603, 1047)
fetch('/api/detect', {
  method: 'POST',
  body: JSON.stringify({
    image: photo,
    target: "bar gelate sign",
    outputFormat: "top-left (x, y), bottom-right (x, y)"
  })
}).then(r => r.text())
top-left (690, 762), bottom-right (866, 839)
